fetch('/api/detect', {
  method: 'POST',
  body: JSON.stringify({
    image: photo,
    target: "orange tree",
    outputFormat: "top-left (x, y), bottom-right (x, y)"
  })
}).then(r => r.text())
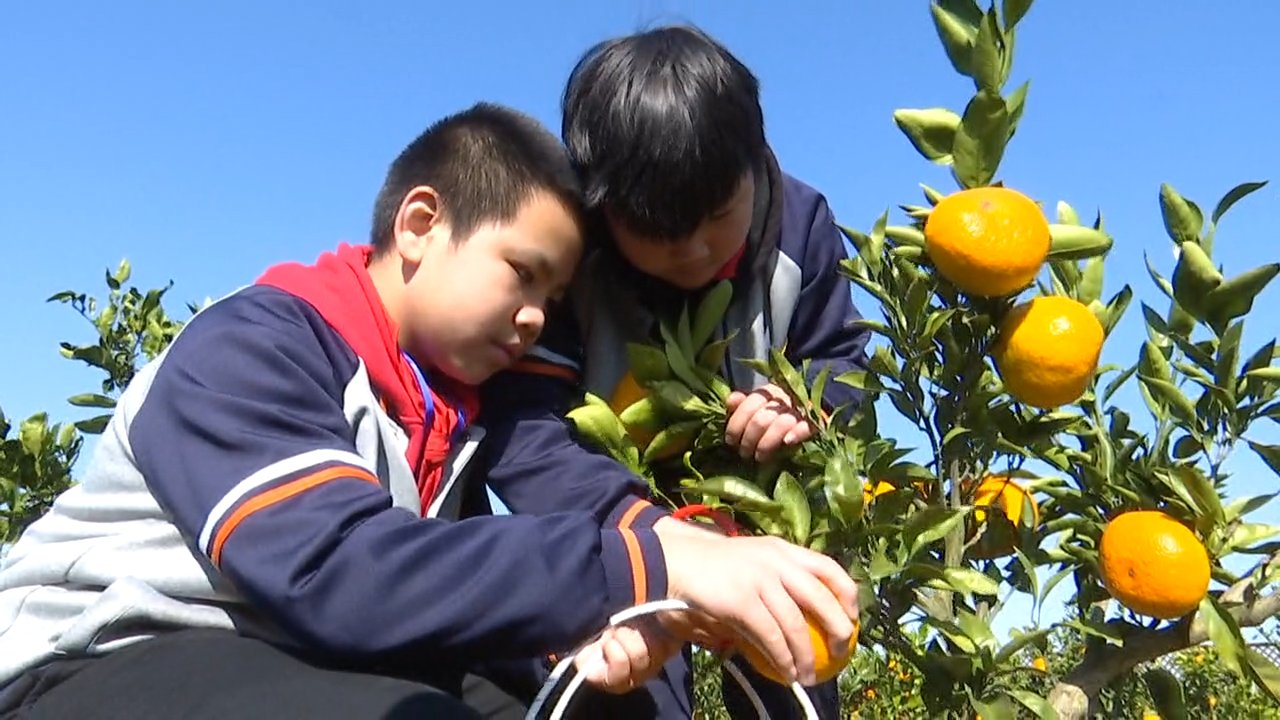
top-left (567, 1), bottom-right (1280, 718)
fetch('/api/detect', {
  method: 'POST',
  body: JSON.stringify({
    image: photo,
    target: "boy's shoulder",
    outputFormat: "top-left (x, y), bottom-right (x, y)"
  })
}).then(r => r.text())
top-left (770, 168), bottom-right (842, 267)
top-left (173, 285), bottom-right (361, 375)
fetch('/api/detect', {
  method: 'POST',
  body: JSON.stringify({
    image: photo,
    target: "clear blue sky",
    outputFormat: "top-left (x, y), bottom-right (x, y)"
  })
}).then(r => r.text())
top-left (3, 2), bottom-right (1278, 630)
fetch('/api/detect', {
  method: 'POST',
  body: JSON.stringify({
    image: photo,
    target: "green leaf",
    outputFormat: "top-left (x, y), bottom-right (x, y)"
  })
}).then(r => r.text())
top-left (930, 1), bottom-right (979, 76)
top-left (1143, 667), bottom-right (1188, 720)
top-left (1056, 200), bottom-right (1080, 226)
top-left (73, 414), bottom-right (111, 435)
top-left (685, 476), bottom-right (779, 512)
top-left (1172, 241), bottom-right (1222, 319)
top-left (1245, 647), bottom-right (1280, 705)
top-left (1223, 522), bottom-right (1280, 555)
top-left (884, 224), bottom-right (926, 248)
top-left (626, 343), bottom-right (672, 384)
top-left (1206, 263), bottom-right (1280, 329)
top-left (969, 694), bottom-right (1016, 720)
top-left (18, 413), bottom-right (49, 456)
top-left (1002, 0), bottom-right (1033, 29)
top-left (911, 564), bottom-right (1000, 596)
top-left (1139, 374), bottom-right (1199, 426)
top-left (1077, 256), bottom-right (1105, 305)
top-left (1046, 224), bottom-right (1112, 260)
top-left (994, 628), bottom-right (1052, 664)
top-left (1247, 367), bottom-right (1280, 382)
top-left (893, 108), bottom-right (961, 164)
top-left (1249, 441), bottom-right (1280, 477)
top-left (905, 507), bottom-right (967, 559)
top-left (1102, 364), bottom-right (1138, 404)
top-left (1144, 253), bottom-right (1175, 300)
top-left (1005, 80), bottom-right (1030, 133)
top-left (1224, 492), bottom-right (1279, 523)
top-left (1199, 595), bottom-right (1245, 675)
top-left (823, 455), bottom-right (863, 526)
top-left (1160, 183), bottom-right (1203, 245)
top-left (951, 90), bottom-right (1010, 189)
top-left (690, 280), bottom-right (732, 352)
top-left (970, 9), bottom-right (1003, 92)
top-left (1211, 180), bottom-right (1268, 225)
top-left (1007, 690), bottom-right (1056, 720)
top-left (768, 348), bottom-right (810, 409)
top-left (773, 472), bottom-right (811, 543)
top-left (1214, 320), bottom-right (1244, 400)
top-left (66, 393), bottom-right (117, 409)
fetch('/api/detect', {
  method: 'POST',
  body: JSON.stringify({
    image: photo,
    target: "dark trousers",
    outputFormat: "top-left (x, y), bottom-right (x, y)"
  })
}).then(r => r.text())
top-left (1, 629), bottom-right (477, 720)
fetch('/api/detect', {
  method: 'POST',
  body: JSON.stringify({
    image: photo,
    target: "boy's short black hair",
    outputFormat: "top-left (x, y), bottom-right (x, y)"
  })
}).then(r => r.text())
top-left (562, 25), bottom-right (766, 242)
top-left (371, 103), bottom-right (583, 252)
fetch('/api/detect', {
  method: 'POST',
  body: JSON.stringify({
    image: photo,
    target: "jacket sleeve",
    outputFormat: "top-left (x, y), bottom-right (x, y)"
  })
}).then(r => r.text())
top-left (128, 288), bottom-right (667, 666)
top-left (478, 301), bottom-right (667, 526)
top-left (783, 195), bottom-right (873, 414)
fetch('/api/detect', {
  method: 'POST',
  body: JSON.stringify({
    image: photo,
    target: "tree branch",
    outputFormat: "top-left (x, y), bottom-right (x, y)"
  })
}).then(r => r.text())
top-left (1050, 573), bottom-right (1280, 720)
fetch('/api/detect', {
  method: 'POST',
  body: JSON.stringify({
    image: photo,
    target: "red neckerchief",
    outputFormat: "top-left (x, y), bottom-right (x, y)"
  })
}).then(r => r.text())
top-left (256, 243), bottom-right (480, 515)
top-left (712, 241), bottom-right (748, 281)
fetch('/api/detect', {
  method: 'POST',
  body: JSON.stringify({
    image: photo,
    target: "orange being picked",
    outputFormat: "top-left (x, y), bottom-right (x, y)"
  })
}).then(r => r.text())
top-left (738, 614), bottom-right (859, 686)
top-left (993, 295), bottom-right (1105, 409)
top-left (967, 474), bottom-right (1039, 559)
top-left (923, 186), bottom-right (1051, 297)
top-left (1099, 510), bottom-right (1210, 620)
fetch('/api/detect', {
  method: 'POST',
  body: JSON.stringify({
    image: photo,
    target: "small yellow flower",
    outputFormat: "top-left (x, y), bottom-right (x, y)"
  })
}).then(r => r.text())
top-left (1194, 652), bottom-right (1205, 664)
top-left (864, 688), bottom-right (877, 700)
top-left (1032, 656), bottom-right (1048, 672)
top-left (1142, 711), bottom-right (1161, 720)
top-left (887, 658), bottom-right (897, 670)
top-left (1208, 695), bottom-right (1218, 708)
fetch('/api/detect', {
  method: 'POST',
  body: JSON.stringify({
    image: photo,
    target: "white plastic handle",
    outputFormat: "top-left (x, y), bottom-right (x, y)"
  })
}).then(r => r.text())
top-left (524, 599), bottom-right (819, 720)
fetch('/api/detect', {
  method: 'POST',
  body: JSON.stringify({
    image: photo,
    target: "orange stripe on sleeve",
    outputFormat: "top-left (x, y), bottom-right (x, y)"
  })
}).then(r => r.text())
top-left (616, 499), bottom-right (652, 605)
top-left (210, 465), bottom-right (379, 567)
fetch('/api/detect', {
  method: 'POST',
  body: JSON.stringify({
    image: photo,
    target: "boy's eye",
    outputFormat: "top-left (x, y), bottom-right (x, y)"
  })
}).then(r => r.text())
top-left (510, 262), bottom-right (535, 285)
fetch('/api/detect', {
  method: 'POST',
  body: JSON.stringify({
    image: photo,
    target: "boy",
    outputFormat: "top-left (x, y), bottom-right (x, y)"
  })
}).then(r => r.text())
top-left (0, 103), bottom-right (858, 719)
top-left (485, 27), bottom-right (872, 720)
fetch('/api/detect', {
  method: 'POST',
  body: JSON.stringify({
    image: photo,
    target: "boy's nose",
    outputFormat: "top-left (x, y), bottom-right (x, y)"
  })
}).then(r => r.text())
top-left (514, 305), bottom-right (545, 339)
top-left (668, 240), bottom-right (710, 264)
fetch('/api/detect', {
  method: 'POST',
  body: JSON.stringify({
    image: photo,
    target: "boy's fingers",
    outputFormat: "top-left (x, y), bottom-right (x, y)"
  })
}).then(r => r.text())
top-left (778, 563), bottom-right (856, 663)
top-left (724, 392), bottom-right (769, 446)
top-left (737, 401), bottom-right (791, 457)
top-left (726, 391), bottom-right (747, 411)
top-left (753, 414), bottom-right (798, 462)
top-left (760, 581), bottom-right (813, 685)
top-left (783, 419), bottom-right (814, 446)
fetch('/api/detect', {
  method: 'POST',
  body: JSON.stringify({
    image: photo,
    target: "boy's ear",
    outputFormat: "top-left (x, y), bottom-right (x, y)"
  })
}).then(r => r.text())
top-left (393, 185), bottom-right (447, 263)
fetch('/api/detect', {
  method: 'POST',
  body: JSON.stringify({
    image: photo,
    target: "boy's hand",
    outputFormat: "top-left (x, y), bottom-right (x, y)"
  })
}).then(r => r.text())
top-left (574, 618), bottom-right (682, 694)
top-left (653, 517), bottom-right (859, 687)
top-left (724, 384), bottom-right (814, 462)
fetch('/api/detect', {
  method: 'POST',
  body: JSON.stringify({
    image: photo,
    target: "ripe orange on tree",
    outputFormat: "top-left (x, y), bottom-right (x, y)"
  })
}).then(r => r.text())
top-left (1099, 510), bottom-right (1211, 620)
top-left (923, 186), bottom-right (1051, 298)
top-left (992, 295), bottom-right (1105, 409)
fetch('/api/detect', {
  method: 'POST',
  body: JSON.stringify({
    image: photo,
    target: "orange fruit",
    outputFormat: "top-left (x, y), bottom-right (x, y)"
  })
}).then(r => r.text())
top-left (610, 372), bottom-right (657, 447)
top-left (923, 187), bottom-right (1050, 297)
top-left (993, 295), bottom-right (1104, 409)
top-left (862, 480), bottom-right (897, 505)
top-left (967, 474), bottom-right (1039, 559)
top-left (1099, 510), bottom-right (1210, 620)
top-left (738, 614), bottom-right (859, 686)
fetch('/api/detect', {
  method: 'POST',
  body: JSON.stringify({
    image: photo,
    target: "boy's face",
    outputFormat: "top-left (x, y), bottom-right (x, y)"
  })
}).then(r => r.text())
top-left (394, 188), bottom-right (582, 385)
top-left (607, 172), bottom-right (755, 290)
